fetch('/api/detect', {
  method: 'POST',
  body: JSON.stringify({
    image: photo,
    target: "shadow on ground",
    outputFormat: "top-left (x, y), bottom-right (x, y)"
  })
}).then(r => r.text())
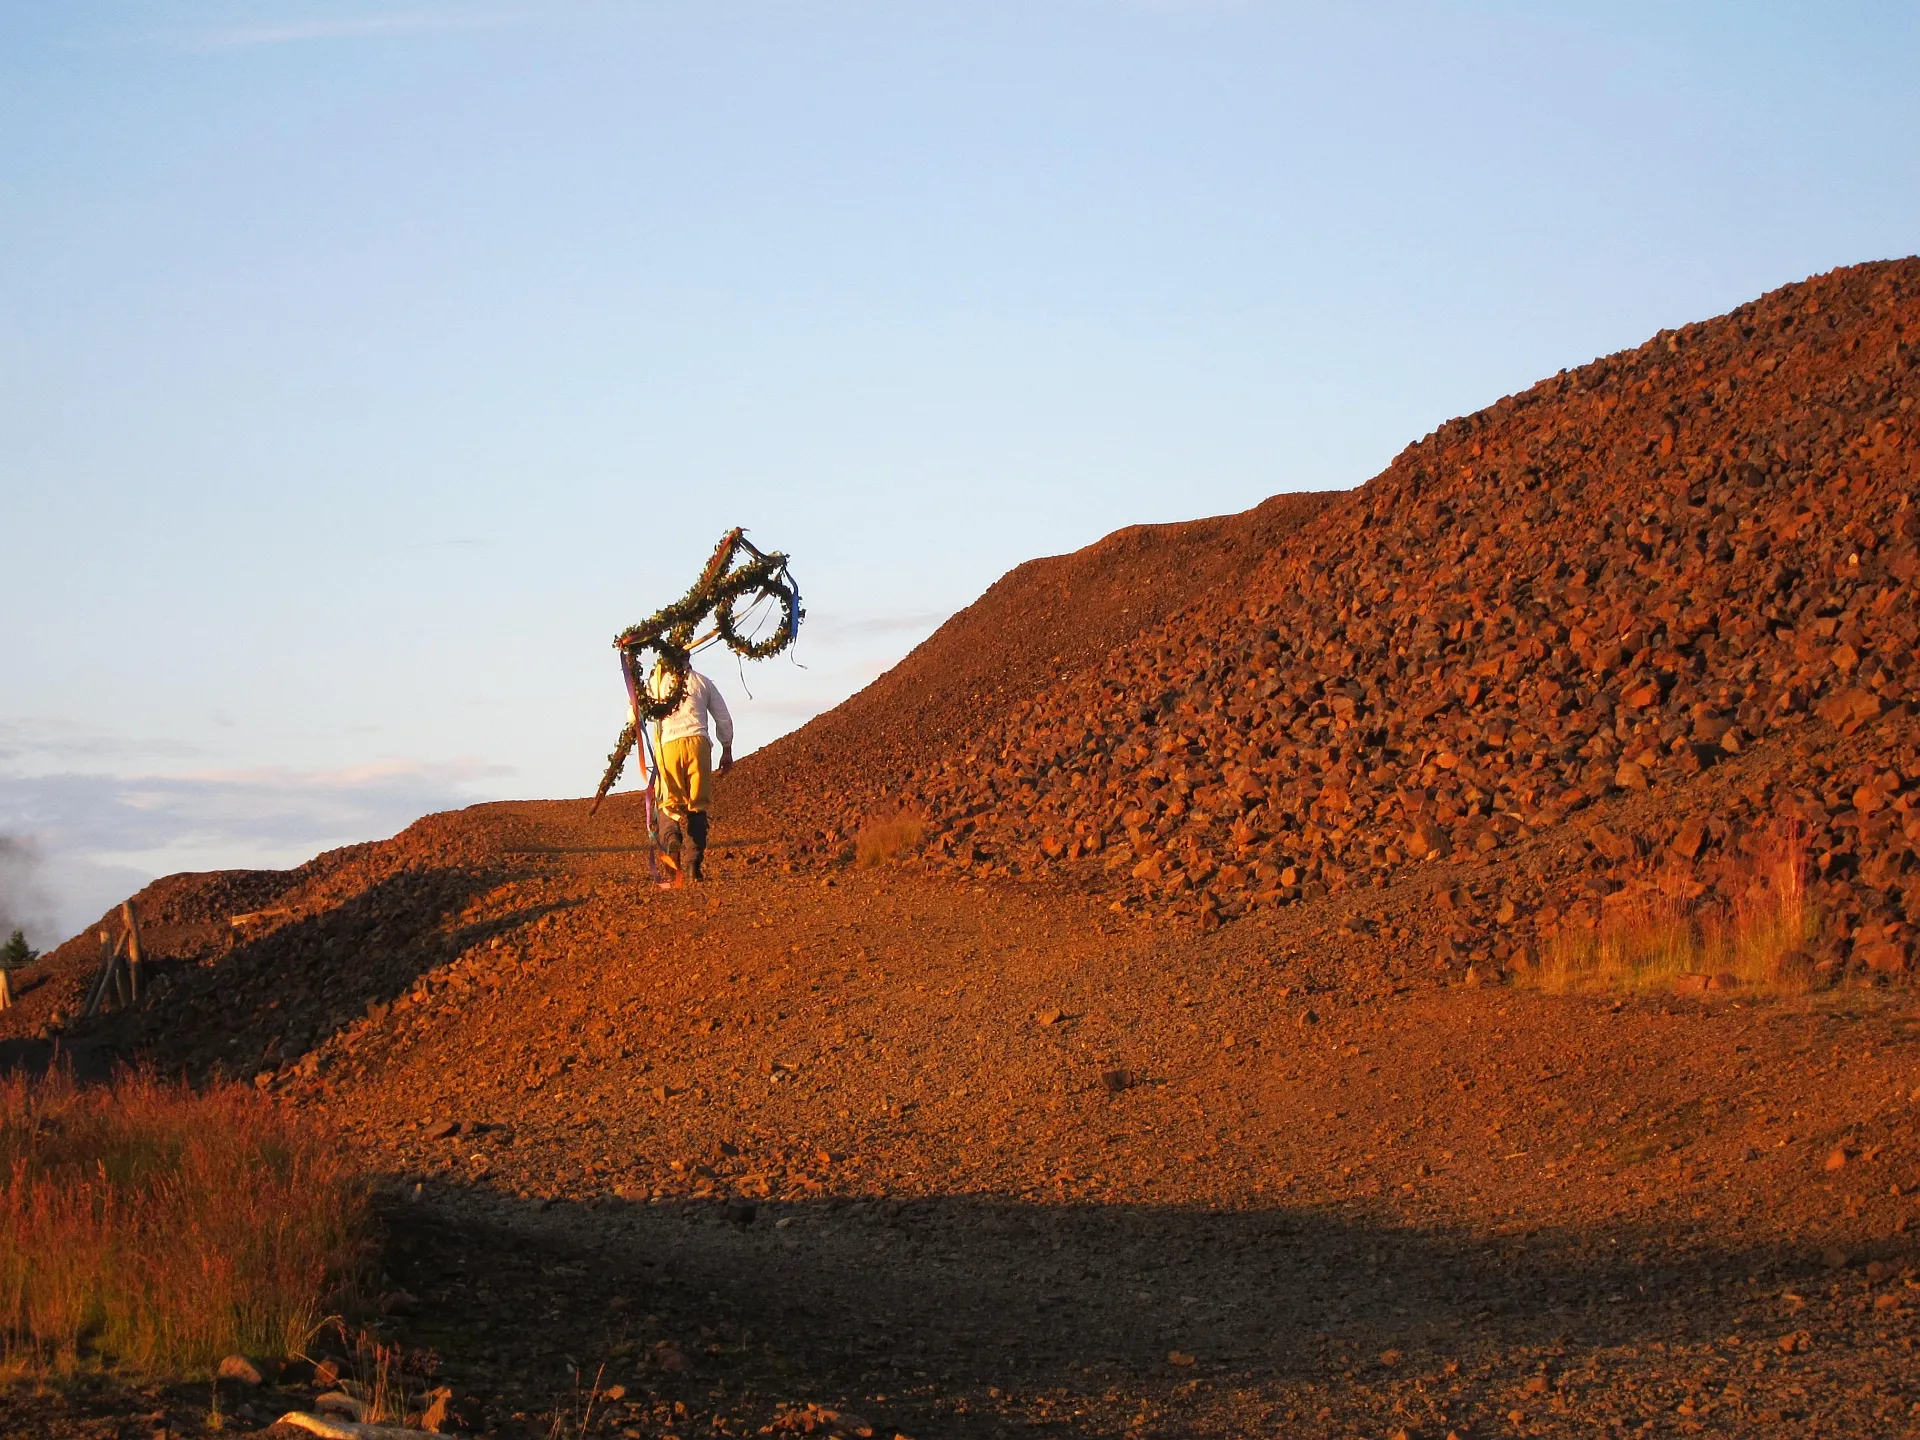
top-left (378, 1182), bottom-right (1910, 1438)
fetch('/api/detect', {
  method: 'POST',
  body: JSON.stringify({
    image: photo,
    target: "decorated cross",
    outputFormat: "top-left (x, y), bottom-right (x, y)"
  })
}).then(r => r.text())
top-left (590, 528), bottom-right (803, 814)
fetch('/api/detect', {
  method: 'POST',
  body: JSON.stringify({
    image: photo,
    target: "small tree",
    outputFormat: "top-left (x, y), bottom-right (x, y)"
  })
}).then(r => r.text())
top-left (1, 929), bottom-right (37, 969)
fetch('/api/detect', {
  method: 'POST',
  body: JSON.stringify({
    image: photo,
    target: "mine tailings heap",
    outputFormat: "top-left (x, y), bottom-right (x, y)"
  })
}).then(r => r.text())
top-left (755, 257), bottom-right (1920, 983)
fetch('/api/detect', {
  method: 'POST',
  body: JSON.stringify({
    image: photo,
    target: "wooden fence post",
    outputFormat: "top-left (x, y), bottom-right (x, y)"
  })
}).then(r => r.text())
top-left (0, 965), bottom-right (12, 1011)
top-left (83, 929), bottom-right (112, 1017)
top-left (83, 927), bottom-right (128, 1018)
top-left (122, 899), bottom-right (144, 1003)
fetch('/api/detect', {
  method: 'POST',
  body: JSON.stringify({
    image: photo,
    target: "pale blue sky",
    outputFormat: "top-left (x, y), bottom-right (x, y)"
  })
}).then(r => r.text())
top-left (3, 1), bottom-right (1917, 942)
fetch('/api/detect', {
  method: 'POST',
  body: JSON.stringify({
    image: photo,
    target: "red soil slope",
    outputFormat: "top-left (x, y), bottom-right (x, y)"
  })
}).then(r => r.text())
top-left (724, 490), bottom-right (1332, 837)
top-left (854, 259), bottom-right (1920, 983)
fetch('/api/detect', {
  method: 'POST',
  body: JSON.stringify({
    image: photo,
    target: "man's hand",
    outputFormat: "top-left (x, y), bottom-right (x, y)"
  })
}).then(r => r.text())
top-left (718, 744), bottom-right (734, 775)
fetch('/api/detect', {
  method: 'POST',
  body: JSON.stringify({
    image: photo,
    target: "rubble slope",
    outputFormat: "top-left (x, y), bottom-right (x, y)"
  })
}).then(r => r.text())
top-left (723, 490), bottom-right (1332, 838)
top-left (860, 259), bottom-right (1920, 983)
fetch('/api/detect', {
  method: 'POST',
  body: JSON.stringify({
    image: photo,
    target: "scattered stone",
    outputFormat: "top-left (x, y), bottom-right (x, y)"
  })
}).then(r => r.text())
top-left (1167, 1351), bottom-right (1196, 1368)
top-left (216, 1355), bottom-right (266, 1386)
top-left (316, 1392), bottom-right (368, 1420)
top-left (1671, 818), bottom-right (1709, 860)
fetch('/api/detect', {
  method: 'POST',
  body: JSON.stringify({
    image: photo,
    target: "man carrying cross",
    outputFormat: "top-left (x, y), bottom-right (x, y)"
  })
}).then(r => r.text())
top-left (645, 663), bottom-right (735, 886)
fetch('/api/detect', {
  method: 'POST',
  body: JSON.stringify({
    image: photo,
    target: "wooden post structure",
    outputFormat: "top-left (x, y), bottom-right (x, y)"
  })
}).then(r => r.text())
top-left (83, 928), bottom-right (113, 1017)
top-left (0, 964), bottom-right (12, 1011)
top-left (112, 934), bottom-right (132, 1009)
top-left (121, 900), bottom-right (143, 1004)
top-left (83, 927), bottom-right (129, 1018)
top-left (74, 903), bottom-right (150, 1019)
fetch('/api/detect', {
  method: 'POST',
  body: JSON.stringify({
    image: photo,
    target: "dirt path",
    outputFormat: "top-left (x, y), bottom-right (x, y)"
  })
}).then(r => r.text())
top-left (241, 803), bottom-right (1920, 1439)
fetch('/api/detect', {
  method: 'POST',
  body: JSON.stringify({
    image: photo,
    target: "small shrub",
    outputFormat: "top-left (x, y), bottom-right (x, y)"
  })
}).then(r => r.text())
top-left (1522, 821), bottom-right (1817, 995)
top-left (0, 1068), bottom-right (370, 1376)
top-left (854, 811), bottom-right (926, 868)
top-left (0, 929), bottom-right (36, 970)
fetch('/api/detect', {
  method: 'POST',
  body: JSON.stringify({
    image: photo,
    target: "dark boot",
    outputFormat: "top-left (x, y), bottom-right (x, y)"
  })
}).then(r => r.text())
top-left (687, 811), bottom-right (711, 880)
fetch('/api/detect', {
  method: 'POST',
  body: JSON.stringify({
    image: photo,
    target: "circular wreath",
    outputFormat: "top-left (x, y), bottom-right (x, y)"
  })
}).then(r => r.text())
top-left (623, 637), bottom-right (692, 722)
top-left (716, 576), bottom-right (800, 660)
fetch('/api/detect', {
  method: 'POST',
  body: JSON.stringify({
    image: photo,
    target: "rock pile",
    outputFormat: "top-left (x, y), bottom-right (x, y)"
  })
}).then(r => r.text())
top-left (794, 260), bottom-right (1920, 978)
top-left (725, 491), bottom-right (1331, 838)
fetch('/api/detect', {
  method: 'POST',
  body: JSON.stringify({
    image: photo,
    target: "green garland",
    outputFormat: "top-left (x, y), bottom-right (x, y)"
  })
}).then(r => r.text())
top-left (591, 528), bottom-right (802, 809)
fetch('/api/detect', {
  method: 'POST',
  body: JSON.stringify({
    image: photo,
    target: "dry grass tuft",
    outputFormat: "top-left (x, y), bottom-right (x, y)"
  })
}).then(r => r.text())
top-left (1522, 821), bottom-right (1818, 995)
top-left (0, 1067), bottom-right (369, 1377)
top-left (854, 811), bottom-right (926, 868)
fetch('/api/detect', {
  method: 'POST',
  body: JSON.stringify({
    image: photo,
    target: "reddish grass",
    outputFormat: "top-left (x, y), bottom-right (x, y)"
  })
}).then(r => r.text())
top-left (1524, 821), bottom-right (1818, 994)
top-left (0, 1068), bottom-right (369, 1376)
top-left (854, 811), bottom-right (926, 868)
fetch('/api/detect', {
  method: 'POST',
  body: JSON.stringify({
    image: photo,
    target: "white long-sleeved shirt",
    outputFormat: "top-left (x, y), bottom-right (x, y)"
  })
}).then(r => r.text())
top-left (643, 668), bottom-right (734, 748)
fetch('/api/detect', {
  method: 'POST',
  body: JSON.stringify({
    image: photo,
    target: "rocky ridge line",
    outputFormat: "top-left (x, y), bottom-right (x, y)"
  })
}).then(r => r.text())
top-left (832, 259), bottom-right (1920, 982)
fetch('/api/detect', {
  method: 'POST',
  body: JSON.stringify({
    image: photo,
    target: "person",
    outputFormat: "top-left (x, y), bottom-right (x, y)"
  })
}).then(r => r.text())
top-left (645, 662), bottom-right (734, 885)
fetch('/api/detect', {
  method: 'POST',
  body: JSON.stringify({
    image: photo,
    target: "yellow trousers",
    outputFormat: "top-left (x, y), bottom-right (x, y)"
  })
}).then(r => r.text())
top-left (655, 735), bottom-right (712, 816)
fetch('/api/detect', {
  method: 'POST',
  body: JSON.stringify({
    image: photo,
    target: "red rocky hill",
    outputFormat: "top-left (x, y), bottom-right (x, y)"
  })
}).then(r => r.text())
top-left (773, 258), bottom-right (1920, 981)
top-left (723, 490), bottom-right (1332, 839)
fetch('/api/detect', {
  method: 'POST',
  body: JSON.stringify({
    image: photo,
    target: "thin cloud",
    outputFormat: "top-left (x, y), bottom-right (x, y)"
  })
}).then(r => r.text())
top-left (0, 757), bottom-right (515, 946)
top-left (0, 716), bottom-right (205, 773)
top-left (0, 758), bottom-right (510, 860)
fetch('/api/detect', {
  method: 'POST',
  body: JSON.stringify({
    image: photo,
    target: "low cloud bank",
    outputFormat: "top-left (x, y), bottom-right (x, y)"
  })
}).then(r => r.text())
top-left (0, 835), bottom-right (57, 951)
top-left (0, 760), bottom-right (509, 946)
